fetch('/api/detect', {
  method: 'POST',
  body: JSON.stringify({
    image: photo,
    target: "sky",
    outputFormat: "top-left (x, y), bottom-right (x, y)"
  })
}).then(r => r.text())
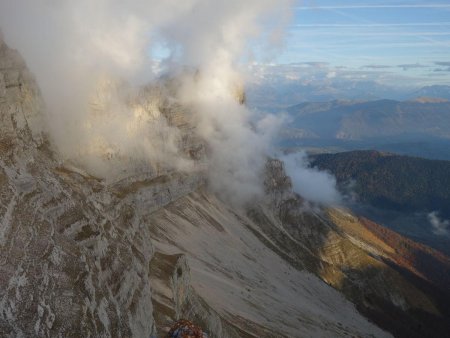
top-left (266, 0), bottom-right (450, 87)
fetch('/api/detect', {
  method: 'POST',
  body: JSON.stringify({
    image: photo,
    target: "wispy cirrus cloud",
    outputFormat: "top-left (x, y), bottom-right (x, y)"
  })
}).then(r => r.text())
top-left (292, 23), bottom-right (450, 28)
top-left (295, 61), bottom-right (329, 68)
top-left (290, 31), bottom-right (450, 37)
top-left (295, 4), bottom-right (450, 10)
top-left (282, 1), bottom-right (450, 85)
top-left (433, 60), bottom-right (450, 71)
top-left (435, 61), bottom-right (450, 66)
top-left (362, 64), bottom-right (392, 69)
top-left (433, 67), bottom-right (450, 72)
top-left (398, 63), bottom-right (428, 71)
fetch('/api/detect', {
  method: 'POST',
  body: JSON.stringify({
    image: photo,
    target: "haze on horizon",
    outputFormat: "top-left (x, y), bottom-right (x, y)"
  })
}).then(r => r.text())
top-left (252, 0), bottom-right (450, 90)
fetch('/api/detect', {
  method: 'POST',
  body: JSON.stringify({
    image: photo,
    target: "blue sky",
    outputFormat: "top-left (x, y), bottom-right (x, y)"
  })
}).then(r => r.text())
top-left (272, 0), bottom-right (450, 86)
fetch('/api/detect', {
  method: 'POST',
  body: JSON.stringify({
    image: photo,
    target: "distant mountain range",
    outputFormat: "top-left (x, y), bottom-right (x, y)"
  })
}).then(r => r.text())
top-left (247, 82), bottom-right (450, 110)
top-left (285, 99), bottom-right (450, 140)
top-left (276, 98), bottom-right (450, 160)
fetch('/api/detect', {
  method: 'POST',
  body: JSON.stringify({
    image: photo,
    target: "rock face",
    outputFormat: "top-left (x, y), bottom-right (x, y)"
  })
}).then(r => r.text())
top-left (0, 38), bottom-right (161, 337)
top-left (0, 37), bottom-right (448, 338)
top-left (0, 37), bottom-right (44, 151)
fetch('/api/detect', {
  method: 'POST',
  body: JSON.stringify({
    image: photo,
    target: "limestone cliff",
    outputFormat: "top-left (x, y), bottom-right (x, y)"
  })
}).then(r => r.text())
top-left (0, 38), bottom-right (160, 337)
top-left (0, 36), bottom-right (44, 151)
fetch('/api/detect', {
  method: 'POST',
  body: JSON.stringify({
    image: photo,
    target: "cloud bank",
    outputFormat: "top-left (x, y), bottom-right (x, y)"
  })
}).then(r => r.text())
top-left (0, 0), bottom-right (292, 204)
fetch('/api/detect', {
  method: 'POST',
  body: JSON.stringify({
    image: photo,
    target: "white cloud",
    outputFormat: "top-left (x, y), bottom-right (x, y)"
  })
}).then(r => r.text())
top-left (428, 212), bottom-right (450, 236)
top-left (281, 152), bottom-right (341, 205)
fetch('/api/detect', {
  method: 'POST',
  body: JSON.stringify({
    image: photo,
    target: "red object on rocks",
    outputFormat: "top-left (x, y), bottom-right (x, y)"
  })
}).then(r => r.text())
top-left (167, 319), bottom-right (208, 338)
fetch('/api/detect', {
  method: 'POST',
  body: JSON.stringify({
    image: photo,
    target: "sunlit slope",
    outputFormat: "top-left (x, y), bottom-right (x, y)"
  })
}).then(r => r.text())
top-left (148, 190), bottom-right (391, 338)
top-left (324, 209), bottom-right (450, 338)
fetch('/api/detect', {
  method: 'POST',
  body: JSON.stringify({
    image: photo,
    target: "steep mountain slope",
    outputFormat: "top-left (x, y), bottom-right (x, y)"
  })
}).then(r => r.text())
top-left (148, 190), bottom-right (392, 337)
top-left (325, 211), bottom-right (450, 338)
top-left (147, 161), bottom-right (450, 337)
top-left (1, 36), bottom-right (450, 338)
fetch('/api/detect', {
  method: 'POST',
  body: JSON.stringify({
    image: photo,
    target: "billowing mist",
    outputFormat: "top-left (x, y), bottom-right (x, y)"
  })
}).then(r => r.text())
top-left (0, 0), bottom-right (347, 207)
top-left (282, 152), bottom-right (342, 205)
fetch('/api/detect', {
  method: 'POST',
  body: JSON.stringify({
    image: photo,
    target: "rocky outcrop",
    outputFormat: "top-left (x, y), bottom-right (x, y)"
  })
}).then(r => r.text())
top-left (0, 36), bottom-right (45, 154)
top-left (149, 252), bottom-right (241, 338)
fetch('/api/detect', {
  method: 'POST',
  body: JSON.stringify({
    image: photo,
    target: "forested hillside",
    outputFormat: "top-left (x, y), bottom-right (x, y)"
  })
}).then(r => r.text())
top-left (311, 150), bottom-right (450, 217)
